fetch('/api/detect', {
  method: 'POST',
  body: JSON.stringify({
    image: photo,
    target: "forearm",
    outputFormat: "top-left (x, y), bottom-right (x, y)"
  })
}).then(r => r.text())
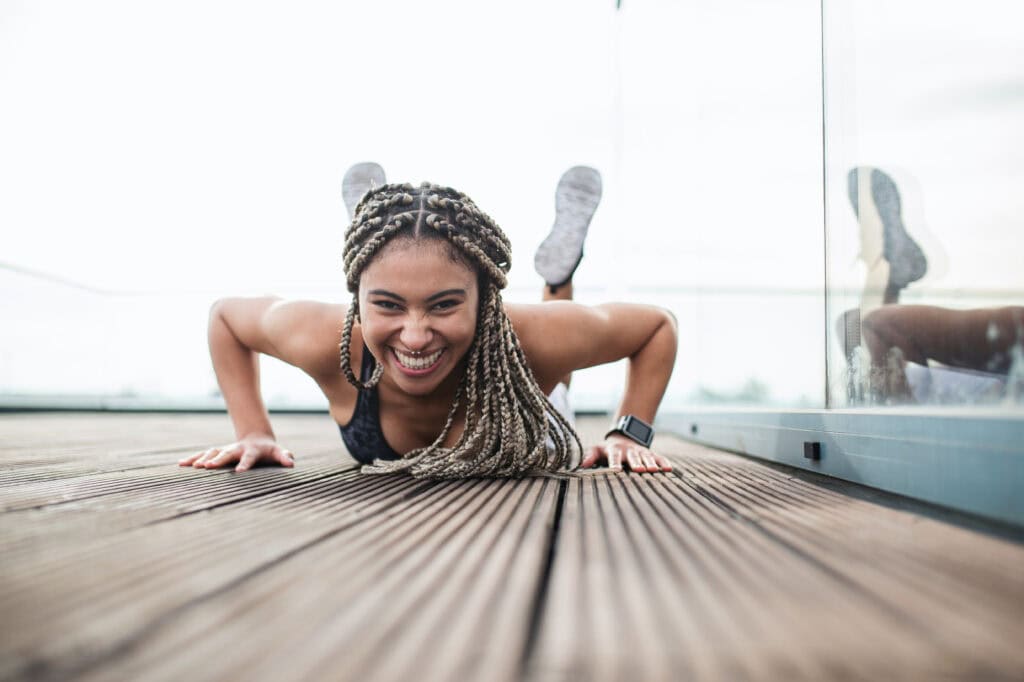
top-left (614, 310), bottom-right (678, 424)
top-left (208, 303), bottom-right (275, 441)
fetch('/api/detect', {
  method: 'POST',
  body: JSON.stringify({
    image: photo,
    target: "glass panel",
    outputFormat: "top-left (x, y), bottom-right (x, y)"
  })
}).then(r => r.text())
top-left (644, 0), bottom-right (825, 409)
top-left (824, 0), bottom-right (1024, 408)
top-left (0, 1), bottom-right (825, 412)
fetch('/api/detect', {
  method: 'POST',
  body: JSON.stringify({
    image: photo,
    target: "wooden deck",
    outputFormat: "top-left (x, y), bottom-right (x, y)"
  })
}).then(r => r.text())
top-left (2, 413), bottom-right (1023, 682)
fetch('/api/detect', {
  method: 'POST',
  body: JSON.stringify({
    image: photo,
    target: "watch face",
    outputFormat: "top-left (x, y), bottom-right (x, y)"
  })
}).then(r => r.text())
top-left (625, 418), bottom-right (652, 443)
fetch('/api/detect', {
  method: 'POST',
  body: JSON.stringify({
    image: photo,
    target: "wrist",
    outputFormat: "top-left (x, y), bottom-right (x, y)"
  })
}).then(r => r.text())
top-left (236, 427), bottom-right (275, 442)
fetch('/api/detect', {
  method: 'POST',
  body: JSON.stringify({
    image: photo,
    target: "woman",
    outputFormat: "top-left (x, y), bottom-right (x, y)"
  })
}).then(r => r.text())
top-left (178, 166), bottom-right (678, 477)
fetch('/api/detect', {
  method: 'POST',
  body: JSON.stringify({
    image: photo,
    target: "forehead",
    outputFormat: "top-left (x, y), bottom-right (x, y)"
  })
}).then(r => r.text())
top-left (359, 238), bottom-right (477, 294)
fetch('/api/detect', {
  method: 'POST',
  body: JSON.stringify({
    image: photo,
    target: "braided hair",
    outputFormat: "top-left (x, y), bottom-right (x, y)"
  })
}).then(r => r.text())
top-left (340, 182), bottom-right (581, 478)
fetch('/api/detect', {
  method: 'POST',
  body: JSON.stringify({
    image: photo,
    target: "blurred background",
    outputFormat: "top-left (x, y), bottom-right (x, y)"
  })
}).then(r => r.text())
top-left (1, 0), bottom-right (1021, 414)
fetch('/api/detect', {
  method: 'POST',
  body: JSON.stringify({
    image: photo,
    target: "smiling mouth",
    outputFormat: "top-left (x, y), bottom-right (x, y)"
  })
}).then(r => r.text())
top-left (392, 347), bottom-right (445, 372)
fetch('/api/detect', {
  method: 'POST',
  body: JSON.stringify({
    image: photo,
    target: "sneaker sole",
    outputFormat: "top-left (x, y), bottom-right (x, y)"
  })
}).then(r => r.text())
top-left (534, 166), bottom-right (603, 287)
top-left (847, 167), bottom-right (928, 290)
top-left (342, 162), bottom-right (387, 221)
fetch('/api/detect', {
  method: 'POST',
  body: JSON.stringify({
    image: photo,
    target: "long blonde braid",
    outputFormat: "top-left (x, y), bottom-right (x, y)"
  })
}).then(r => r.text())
top-left (339, 182), bottom-right (581, 478)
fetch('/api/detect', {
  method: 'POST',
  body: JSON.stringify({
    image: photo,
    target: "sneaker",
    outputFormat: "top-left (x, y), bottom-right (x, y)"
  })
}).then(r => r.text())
top-left (342, 162), bottom-right (387, 221)
top-left (847, 167), bottom-right (927, 301)
top-left (534, 166), bottom-right (603, 288)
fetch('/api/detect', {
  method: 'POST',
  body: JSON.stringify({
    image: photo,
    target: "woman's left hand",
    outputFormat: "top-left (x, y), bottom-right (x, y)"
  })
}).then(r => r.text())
top-left (579, 434), bottom-right (673, 473)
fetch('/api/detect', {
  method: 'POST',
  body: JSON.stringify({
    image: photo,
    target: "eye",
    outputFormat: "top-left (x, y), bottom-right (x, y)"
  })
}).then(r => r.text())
top-left (432, 299), bottom-right (460, 311)
top-left (371, 300), bottom-right (401, 311)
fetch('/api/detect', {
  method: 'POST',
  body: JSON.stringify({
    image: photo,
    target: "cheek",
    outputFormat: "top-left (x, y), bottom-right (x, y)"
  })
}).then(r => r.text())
top-left (457, 312), bottom-right (480, 344)
top-left (358, 311), bottom-right (396, 345)
top-left (433, 312), bottom-right (477, 347)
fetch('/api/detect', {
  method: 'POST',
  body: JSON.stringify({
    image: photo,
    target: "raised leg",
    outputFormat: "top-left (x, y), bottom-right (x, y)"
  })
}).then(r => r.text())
top-left (535, 166), bottom-right (603, 388)
top-left (541, 281), bottom-right (574, 386)
top-left (533, 166), bottom-right (602, 290)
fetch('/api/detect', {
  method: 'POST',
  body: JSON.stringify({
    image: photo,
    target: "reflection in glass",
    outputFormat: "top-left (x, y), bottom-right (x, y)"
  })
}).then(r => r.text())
top-left (824, 1), bottom-right (1024, 408)
top-left (836, 169), bottom-right (1023, 405)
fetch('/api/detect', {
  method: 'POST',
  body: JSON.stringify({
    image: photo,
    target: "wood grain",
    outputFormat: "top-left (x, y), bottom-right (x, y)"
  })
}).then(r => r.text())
top-left (1, 413), bottom-right (1022, 682)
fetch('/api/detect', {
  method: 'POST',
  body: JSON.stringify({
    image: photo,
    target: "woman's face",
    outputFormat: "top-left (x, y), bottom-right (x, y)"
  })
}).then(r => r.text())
top-left (358, 238), bottom-right (480, 397)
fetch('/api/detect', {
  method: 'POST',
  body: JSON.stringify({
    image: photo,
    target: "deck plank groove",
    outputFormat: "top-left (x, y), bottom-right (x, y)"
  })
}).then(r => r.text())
top-left (683, 456), bottom-right (1024, 654)
top-left (1, 413), bottom-right (1022, 681)
top-left (0, 449), bottom-right (348, 512)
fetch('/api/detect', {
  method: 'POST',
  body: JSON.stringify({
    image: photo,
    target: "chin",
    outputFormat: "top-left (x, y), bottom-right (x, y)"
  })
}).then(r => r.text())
top-left (395, 378), bottom-right (446, 397)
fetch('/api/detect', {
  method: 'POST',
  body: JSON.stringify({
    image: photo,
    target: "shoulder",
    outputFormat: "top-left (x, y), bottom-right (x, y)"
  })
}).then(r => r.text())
top-left (505, 300), bottom-right (676, 383)
top-left (504, 301), bottom-right (608, 387)
top-left (268, 299), bottom-right (358, 382)
top-left (215, 296), bottom-right (353, 382)
top-left (505, 301), bottom-right (599, 344)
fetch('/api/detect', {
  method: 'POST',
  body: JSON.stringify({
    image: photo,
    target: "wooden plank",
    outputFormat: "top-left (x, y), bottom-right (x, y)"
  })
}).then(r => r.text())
top-left (72, 478), bottom-right (558, 682)
top-left (0, 471), bottom-right (421, 681)
top-left (2, 414), bottom-right (1023, 682)
top-left (528, 435), bottom-right (1024, 680)
top-left (0, 443), bottom-right (345, 512)
top-left (0, 459), bottom-right (360, 564)
top-left (0, 413), bottom-right (352, 511)
top-left (0, 413), bottom-right (342, 468)
top-left (677, 449), bottom-right (1024, 673)
top-left (530, 473), bottom-right (821, 680)
top-left (1, 414), bottom-right (560, 682)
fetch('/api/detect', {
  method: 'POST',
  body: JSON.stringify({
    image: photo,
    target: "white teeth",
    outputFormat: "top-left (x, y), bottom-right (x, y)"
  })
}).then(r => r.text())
top-left (393, 348), bottom-right (443, 370)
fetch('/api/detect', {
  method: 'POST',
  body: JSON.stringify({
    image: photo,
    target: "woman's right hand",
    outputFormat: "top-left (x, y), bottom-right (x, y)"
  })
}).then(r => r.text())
top-left (178, 433), bottom-right (295, 472)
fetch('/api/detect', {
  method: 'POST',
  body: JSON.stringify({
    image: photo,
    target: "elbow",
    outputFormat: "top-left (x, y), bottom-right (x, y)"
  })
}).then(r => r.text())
top-left (657, 307), bottom-right (679, 347)
top-left (655, 307), bottom-right (679, 368)
top-left (208, 297), bottom-right (242, 324)
top-left (630, 307), bottom-right (679, 361)
top-left (208, 298), bottom-right (227, 329)
top-left (661, 306), bottom-right (678, 335)
top-left (208, 298), bottom-right (244, 339)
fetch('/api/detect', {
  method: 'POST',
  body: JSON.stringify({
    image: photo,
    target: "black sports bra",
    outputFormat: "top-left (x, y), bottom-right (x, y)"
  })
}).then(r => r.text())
top-left (337, 346), bottom-right (402, 464)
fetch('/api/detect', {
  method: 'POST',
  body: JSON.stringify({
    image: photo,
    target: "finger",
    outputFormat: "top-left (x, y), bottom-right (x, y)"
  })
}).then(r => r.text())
top-left (640, 451), bottom-right (658, 472)
top-left (205, 444), bottom-right (241, 468)
top-left (625, 448), bottom-right (644, 472)
top-left (178, 451), bottom-right (203, 466)
top-left (235, 448), bottom-right (259, 472)
top-left (580, 446), bottom-right (603, 468)
top-left (607, 446), bottom-right (623, 471)
top-left (654, 454), bottom-right (673, 472)
top-left (193, 448), bottom-right (218, 468)
top-left (275, 448), bottom-right (295, 468)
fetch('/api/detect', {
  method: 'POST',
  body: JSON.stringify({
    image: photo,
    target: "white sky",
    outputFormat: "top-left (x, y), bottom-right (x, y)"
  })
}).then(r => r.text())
top-left (0, 0), bottom-right (822, 294)
top-left (1, 0), bottom-right (1021, 409)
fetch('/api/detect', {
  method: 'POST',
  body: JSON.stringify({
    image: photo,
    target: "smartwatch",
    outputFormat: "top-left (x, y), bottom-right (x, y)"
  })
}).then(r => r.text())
top-left (604, 415), bottom-right (655, 448)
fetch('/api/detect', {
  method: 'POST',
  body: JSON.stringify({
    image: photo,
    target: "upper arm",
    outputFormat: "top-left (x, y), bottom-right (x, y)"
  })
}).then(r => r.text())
top-left (211, 296), bottom-right (346, 381)
top-left (509, 301), bottom-right (677, 387)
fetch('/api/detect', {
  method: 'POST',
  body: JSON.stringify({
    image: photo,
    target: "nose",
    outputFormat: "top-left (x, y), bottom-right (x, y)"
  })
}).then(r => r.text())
top-left (399, 315), bottom-right (434, 351)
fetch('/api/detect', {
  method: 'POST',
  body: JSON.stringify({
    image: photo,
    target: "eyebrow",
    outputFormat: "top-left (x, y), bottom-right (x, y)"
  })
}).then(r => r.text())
top-left (367, 288), bottom-right (467, 303)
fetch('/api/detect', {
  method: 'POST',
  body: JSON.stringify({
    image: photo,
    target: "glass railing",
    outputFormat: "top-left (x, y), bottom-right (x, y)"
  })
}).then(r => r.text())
top-left (0, 266), bottom-right (333, 411)
top-left (823, 0), bottom-right (1024, 410)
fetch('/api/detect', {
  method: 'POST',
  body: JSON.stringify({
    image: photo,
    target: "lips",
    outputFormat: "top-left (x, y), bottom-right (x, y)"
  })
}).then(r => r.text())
top-left (392, 347), bottom-right (445, 372)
